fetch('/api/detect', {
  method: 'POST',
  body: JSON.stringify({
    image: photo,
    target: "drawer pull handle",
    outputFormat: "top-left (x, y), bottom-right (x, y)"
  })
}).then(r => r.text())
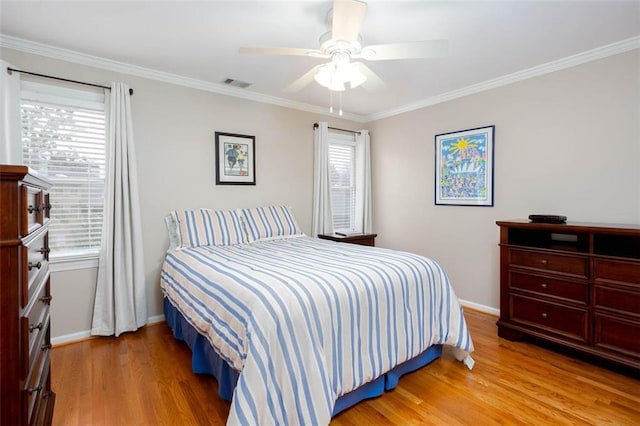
top-left (27, 205), bottom-right (41, 214)
top-left (29, 322), bottom-right (43, 333)
top-left (39, 295), bottom-right (52, 305)
top-left (541, 312), bottom-right (548, 319)
top-left (28, 261), bottom-right (42, 270)
top-left (38, 247), bottom-right (51, 255)
top-left (540, 259), bottom-right (548, 265)
top-left (541, 283), bottom-right (548, 289)
top-left (41, 343), bottom-right (52, 351)
top-left (27, 385), bottom-right (42, 394)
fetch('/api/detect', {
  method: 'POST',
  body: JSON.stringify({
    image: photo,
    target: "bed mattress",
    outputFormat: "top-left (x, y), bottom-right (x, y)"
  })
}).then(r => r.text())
top-left (160, 236), bottom-right (473, 425)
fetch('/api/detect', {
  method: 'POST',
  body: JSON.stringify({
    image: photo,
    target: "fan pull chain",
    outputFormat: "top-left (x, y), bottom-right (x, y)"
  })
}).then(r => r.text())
top-left (339, 92), bottom-right (343, 116)
top-left (329, 91), bottom-right (333, 113)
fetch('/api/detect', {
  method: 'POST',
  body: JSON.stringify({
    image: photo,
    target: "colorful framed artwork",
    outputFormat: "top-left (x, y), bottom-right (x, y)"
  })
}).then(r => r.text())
top-left (215, 132), bottom-right (256, 185)
top-left (435, 125), bottom-right (494, 206)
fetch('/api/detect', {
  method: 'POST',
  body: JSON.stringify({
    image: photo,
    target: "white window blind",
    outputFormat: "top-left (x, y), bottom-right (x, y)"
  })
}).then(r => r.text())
top-left (21, 82), bottom-right (106, 258)
top-left (328, 137), bottom-right (356, 232)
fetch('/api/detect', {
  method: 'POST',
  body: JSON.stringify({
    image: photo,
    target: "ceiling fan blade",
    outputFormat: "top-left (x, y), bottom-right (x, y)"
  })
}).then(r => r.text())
top-left (284, 65), bottom-right (324, 93)
top-left (239, 47), bottom-right (327, 58)
top-left (357, 40), bottom-right (448, 61)
top-left (332, 0), bottom-right (367, 42)
top-left (352, 62), bottom-right (385, 92)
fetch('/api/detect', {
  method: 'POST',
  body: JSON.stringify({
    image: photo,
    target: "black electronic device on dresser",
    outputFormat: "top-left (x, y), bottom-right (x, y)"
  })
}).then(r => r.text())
top-left (496, 220), bottom-right (640, 372)
top-left (0, 165), bottom-right (55, 425)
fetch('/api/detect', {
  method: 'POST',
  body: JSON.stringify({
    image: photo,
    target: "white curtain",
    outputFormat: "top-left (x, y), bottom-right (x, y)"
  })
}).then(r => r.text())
top-left (355, 129), bottom-right (373, 233)
top-left (0, 61), bottom-right (22, 164)
top-left (312, 122), bottom-right (333, 236)
top-left (91, 83), bottom-right (147, 337)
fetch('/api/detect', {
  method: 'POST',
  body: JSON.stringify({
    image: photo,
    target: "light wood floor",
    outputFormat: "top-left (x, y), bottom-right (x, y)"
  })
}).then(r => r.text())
top-left (51, 310), bottom-right (639, 425)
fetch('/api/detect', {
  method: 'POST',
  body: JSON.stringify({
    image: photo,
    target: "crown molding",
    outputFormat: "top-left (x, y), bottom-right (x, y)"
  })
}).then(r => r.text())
top-left (0, 34), bottom-right (368, 123)
top-left (2, 34), bottom-right (637, 124)
top-left (364, 36), bottom-right (640, 122)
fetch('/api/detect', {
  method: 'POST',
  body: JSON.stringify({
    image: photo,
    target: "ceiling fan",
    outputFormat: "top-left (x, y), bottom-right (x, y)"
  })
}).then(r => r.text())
top-left (239, 0), bottom-right (448, 93)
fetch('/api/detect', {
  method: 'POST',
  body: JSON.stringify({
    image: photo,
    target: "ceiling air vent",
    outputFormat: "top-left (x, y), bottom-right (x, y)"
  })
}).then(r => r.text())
top-left (222, 78), bottom-right (252, 89)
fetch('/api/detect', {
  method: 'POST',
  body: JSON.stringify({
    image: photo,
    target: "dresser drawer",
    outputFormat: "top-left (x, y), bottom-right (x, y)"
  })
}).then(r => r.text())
top-left (593, 258), bottom-right (640, 287)
top-left (21, 279), bottom-right (51, 380)
top-left (510, 295), bottom-right (588, 342)
top-left (20, 183), bottom-right (43, 237)
top-left (21, 226), bottom-right (49, 307)
top-left (24, 348), bottom-right (51, 425)
top-left (33, 383), bottom-right (55, 426)
top-left (509, 249), bottom-right (588, 278)
top-left (594, 313), bottom-right (640, 357)
top-left (509, 271), bottom-right (587, 303)
top-left (594, 286), bottom-right (640, 317)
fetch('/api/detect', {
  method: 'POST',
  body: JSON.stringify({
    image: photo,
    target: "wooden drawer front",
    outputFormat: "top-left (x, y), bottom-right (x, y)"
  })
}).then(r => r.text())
top-left (594, 286), bottom-right (640, 317)
top-left (20, 184), bottom-right (43, 237)
top-left (509, 271), bottom-right (587, 303)
top-left (509, 249), bottom-right (588, 278)
top-left (34, 380), bottom-right (55, 426)
top-left (510, 295), bottom-right (588, 342)
top-left (593, 258), bottom-right (640, 286)
top-left (21, 280), bottom-right (51, 379)
top-left (594, 313), bottom-right (640, 357)
top-left (21, 228), bottom-right (49, 307)
top-left (24, 348), bottom-right (51, 425)
top-left (347, 236), bottom-right (375, 246)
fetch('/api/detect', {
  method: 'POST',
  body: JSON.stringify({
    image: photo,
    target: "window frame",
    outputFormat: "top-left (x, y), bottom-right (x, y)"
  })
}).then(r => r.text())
top-left (20, 80), bottom-right (106, 270)
top-left (328, 131), bottom-right (358, 233)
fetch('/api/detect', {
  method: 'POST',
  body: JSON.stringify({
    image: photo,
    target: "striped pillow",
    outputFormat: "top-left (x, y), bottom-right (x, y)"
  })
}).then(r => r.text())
top-left (171, 209), bottom-right (248, 248)
top-left (240, 206), bottom-right (303, 242)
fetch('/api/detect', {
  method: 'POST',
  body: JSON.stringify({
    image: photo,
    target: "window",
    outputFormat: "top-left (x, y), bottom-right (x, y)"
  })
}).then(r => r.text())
top-left (21, 81), bottom-right (106, 259)
top-left (328, 133), bottom-right (356, 232)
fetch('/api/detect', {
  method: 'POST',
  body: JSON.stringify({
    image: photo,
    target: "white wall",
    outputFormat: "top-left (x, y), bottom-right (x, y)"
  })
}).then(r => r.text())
top-left (0, 48), bottom-right (359, 340)
top-left (369, 50), bottom-right (640, 310)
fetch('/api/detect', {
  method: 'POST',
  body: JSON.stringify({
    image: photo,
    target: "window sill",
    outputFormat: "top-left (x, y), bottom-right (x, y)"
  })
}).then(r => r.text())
top-left (50, 254), bottom-right (99, 273)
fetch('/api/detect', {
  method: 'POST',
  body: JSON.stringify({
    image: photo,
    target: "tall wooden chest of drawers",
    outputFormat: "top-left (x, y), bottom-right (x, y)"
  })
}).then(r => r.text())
top-left (497, 220), bottom-right (640, 371)
top-left (1, 165), bottom-right (55, 425)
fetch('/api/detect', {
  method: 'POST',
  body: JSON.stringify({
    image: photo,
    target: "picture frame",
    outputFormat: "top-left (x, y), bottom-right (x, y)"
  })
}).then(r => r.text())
top-left (435, 125), bottom-right (494, 206)
top-left (215, 132), bottom-right (256, 185)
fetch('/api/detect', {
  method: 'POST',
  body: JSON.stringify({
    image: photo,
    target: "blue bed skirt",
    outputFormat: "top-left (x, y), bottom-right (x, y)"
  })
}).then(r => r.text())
top-left (163, 297), bottom-right (442, 416)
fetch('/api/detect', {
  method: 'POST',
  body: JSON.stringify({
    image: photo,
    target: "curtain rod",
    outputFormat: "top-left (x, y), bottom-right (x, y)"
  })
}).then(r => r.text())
top-left (313, 123), bottom-right (361, 134)
top-left (7, 67), bottom-right (134, 96)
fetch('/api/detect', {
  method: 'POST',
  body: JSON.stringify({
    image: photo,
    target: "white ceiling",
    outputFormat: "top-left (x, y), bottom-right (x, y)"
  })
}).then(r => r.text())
top-left (1, 1), bottom-right (639, 120)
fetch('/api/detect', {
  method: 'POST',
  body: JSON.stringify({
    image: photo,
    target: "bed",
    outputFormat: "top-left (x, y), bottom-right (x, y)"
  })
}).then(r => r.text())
top-left (160, 206), bottom-right (474, 425)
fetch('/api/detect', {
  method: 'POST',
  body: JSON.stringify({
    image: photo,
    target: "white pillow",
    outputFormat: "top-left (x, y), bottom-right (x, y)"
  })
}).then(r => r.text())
top-left (170, 209), bottom-right (249, 248)
top-left (239, 206), bottom-right (303, 242)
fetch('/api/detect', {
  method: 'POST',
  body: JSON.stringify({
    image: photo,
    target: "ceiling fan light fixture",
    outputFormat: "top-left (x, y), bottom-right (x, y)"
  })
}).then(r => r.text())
top-left (314, 62), bottom-right (347, 91)
top-left (314, 63), bottom-right (334, 87)
top-left (314, 53), bottom-right (366, 91)
top-left (328, 78), bottom-right (346, 92)
top-left (348, 64), bottom-right (366, 88)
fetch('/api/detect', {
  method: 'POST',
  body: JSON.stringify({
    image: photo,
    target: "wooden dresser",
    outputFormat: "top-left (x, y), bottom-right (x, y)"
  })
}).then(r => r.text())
top-left (0, 165), bottom-right (55, 425)
top-left (318, 233), bottom-right (377, 247)
top-left (496, 220), bottom-right (640, 371)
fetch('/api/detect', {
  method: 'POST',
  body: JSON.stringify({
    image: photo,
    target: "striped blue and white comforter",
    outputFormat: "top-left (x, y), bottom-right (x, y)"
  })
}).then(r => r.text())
top-left (160, 236), bottom-right (474, 426)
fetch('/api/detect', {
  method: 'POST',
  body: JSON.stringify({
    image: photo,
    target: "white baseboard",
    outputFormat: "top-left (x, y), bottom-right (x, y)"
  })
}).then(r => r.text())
top-left (51, 330), bottom-right (92, 346)
top-left (147, 314), bottom-right (166, 325)
top-left (459, 299), bottom-right (500, 316)
top-left (52, 314), bottom-right (166, 346)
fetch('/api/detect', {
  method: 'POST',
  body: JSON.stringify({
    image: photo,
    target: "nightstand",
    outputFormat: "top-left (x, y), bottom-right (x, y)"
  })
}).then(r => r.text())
top-left (317, 233), bottom-right (377, 247)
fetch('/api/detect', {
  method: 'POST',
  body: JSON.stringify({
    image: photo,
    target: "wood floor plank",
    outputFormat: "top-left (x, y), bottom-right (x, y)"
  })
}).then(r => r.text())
top-left (51, 309), bottom-right (640, 425)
